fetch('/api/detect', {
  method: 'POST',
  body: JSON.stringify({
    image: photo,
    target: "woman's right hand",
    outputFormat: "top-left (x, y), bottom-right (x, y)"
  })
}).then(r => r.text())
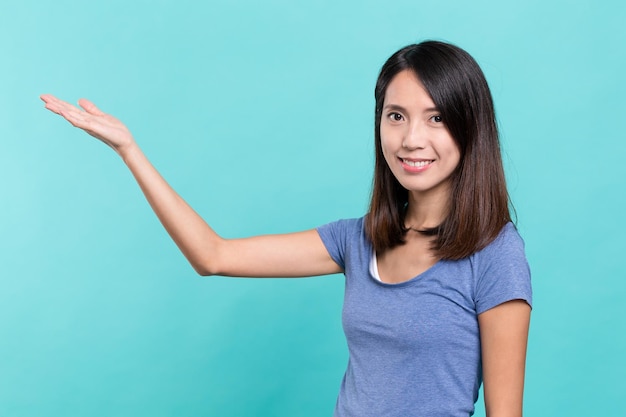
top-left (40, 95), bottom-right (136, 156)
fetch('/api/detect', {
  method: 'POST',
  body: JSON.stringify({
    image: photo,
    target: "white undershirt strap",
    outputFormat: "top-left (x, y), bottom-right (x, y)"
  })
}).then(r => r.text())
top-left (369, 250), bottom-right (382, 282)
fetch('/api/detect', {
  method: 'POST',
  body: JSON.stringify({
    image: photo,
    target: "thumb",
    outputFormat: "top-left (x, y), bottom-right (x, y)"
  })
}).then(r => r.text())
top-left (78, 98), bottom-right (105, 116)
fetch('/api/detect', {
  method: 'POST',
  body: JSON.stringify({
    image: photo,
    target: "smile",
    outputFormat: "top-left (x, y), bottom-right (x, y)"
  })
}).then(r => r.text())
top-left (401, 158), bottom-right (434, 167)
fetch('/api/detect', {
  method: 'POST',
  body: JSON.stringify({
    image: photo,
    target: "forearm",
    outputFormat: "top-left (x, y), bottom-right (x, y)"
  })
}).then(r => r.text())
top-left (119, 144), bottom-right (222, 275)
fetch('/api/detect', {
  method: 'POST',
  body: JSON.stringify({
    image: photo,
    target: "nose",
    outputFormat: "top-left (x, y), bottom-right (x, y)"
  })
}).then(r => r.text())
top-left (402, 121), bottom-right (426, 150)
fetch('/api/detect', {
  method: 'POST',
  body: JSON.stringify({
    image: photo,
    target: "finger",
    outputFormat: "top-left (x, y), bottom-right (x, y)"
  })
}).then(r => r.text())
top-left (59, 107), bottom-right (88, 128)
top-left (40, 94), bottom-right (63, 113)
top-left (40, 94), bottom-right (72, 107)
top-left (78, 98), bottom-right (105, 116)
top-left (41, 96), bottom-right (90, 128)
top-left (40, 94), bottom-right (81, 115)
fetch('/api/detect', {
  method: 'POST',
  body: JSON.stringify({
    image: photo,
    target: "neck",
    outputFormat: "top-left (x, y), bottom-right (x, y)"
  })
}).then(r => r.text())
top-left (404, 189), bottom-right (450, 231)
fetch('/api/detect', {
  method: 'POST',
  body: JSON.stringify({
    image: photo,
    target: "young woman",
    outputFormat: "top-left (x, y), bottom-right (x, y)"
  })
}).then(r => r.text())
top-left (41, 40), bottom-right (532, 417)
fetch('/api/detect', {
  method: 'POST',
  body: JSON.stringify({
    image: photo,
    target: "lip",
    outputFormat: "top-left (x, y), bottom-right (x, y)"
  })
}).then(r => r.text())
top-left (398, 157), bottom-right (435, 173)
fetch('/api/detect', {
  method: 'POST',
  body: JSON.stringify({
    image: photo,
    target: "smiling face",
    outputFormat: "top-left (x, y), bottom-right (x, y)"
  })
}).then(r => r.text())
top-left (380, 70), bottom-right (461, 202)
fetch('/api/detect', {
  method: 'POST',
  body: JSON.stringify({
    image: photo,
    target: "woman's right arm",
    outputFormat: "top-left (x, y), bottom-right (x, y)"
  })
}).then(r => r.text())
top-left (40, 95), bottom-right (342, 278)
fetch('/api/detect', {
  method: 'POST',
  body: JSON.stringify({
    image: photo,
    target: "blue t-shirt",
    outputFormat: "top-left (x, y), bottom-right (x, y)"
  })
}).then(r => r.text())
top-left (317, 217), bottom-right (532, 417)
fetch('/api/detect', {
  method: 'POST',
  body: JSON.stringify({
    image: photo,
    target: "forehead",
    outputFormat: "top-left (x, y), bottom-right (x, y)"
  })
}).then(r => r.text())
top-left (383, 70), bottom-right (435, 109)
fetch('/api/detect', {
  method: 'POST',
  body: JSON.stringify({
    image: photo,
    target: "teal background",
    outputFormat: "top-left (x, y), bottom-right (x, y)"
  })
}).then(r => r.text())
top-left (1, 0), bottom-right (625, 416)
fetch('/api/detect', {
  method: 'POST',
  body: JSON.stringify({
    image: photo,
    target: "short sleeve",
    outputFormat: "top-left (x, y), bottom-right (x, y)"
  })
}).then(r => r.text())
top-left (316, 218), bottom-right (362, 270)
top-left (474, 223), bottom-right (533, 314)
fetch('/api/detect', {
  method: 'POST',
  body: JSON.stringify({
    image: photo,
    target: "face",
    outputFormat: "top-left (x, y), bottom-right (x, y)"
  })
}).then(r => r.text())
top-left (380, 70), bottom-right (461, 201)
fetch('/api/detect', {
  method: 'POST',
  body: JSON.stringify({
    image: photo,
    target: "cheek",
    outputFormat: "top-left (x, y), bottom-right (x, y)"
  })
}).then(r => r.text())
top-left (440, 135), bottom-right (461, 168)
top-left (379, 125), bottom-right (396, 157)
top-left (451, 144), bottom-right (462, 168)
top-left (379, 136), bottom-right (395, 167)
top-left (446, 145), bottom-right (461, 167)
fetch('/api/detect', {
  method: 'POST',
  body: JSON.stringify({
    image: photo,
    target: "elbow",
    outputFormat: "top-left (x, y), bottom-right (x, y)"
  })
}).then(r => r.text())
top-left (191, 250), bottom-right (227, 277)
top-left (192, 261), bottom-right (220, 277)
top-left (188, 237), bottom-right (230, 277)
top-left (194, 266), bottom-right (214, 277)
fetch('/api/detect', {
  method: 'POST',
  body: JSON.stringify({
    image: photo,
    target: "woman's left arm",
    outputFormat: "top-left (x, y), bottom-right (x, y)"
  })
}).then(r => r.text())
top-left (478, 299), bottom-right (531, 417)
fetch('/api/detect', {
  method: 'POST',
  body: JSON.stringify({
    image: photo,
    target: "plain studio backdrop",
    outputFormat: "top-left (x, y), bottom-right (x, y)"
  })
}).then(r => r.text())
top-left (1, 0), bottom-right (624, 416)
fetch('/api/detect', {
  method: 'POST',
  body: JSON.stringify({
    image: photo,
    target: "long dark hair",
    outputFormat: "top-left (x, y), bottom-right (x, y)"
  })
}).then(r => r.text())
top-left (365, 40), bottom-right (512, 260)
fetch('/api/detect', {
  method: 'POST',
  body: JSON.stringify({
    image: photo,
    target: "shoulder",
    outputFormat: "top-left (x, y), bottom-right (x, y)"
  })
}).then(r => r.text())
top-left (316, 216), bottom-right (366, 240)
top-left (471, 222), bottom-right (532, 313)
top-left (316, 216), bottom-right (368, 269)
top-left (475, 222), bottom-right (526, 261)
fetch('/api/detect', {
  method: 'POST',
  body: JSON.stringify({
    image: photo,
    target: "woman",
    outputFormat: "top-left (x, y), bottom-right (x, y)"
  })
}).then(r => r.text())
top-left (41, 40), bottom-right (531, 417)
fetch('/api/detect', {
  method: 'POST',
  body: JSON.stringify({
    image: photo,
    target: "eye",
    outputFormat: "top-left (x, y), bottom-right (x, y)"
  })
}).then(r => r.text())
top-left (430, 114), bottom-right (443, 123)
top-left (387, 112), bottom-right (404, 122)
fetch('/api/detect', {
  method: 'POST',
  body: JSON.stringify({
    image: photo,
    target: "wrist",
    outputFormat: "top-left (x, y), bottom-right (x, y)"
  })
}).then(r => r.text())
top-left (118, 141), bottom-right (142, 163)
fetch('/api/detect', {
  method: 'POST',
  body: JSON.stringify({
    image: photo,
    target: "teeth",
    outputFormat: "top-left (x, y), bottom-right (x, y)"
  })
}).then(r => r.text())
top-left (403, 159), bottom-right (433, 167)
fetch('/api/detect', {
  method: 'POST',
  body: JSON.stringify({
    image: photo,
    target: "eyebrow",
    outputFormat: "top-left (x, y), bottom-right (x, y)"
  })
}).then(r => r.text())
top-left (382, 104), bottom-right (440, 113)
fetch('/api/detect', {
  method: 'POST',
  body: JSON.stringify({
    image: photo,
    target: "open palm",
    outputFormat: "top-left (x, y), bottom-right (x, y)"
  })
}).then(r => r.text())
top-left (40, 95), bottom-right (135, 154)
